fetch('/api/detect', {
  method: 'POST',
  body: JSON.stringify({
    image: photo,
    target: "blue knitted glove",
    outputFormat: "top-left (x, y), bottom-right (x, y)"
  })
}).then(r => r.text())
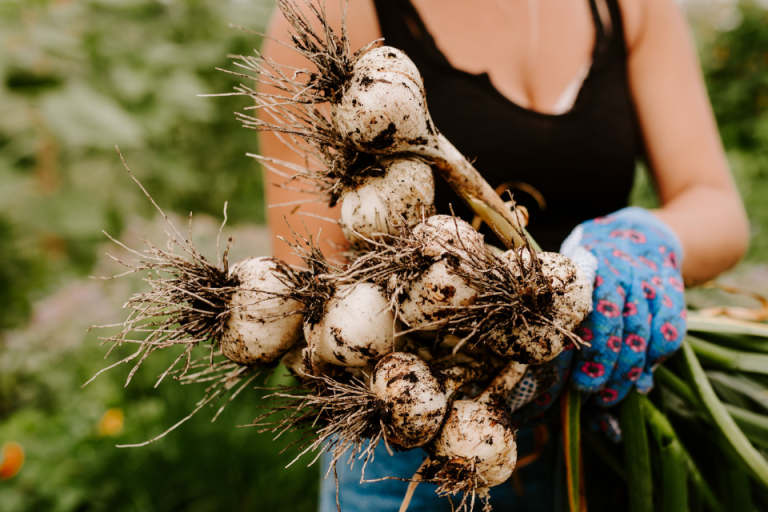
top-left (509, 207), bottom-right (687, 422)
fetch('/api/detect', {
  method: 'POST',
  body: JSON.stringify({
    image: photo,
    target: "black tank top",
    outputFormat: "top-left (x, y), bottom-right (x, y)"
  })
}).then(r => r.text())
top-left (371, 0), bottom-right (642, 251)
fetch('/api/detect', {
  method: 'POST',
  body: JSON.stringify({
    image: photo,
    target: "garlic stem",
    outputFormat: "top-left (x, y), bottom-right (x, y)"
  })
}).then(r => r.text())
top-left (413, 133), bottom-right (526, 248)
top-left (440, 364), bottom-right (486, 397)
top-left (476, 360), bottom-right (528, 405)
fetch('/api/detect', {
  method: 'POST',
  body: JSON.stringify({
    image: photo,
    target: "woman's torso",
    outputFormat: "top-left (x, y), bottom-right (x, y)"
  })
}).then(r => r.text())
top-left (370, 0), bottom-right (642, 251)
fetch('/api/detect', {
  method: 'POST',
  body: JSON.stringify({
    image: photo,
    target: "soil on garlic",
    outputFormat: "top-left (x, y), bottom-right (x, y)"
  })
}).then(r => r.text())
top-left (481, 250), bottom-right (591, 363)
top-left (422, 400), bottom-right (517, 512)
top-left (334, 47), bottom-right (436, 154)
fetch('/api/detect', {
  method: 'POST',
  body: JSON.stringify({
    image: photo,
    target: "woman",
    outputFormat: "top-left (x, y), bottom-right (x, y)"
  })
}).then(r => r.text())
top-left (258, 0), bottom-right (749, 510)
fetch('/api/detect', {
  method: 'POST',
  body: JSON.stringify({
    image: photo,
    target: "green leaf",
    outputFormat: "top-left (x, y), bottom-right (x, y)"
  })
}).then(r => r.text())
top-left (726, 404), bottom-right (768, 450)
top-left (688, 335), bottom-right (768, 375)
top-left (687, 313), bottom-right (768, 339)
top-left (562, 386), bottom-right (582, 512)
top-left (583, 430), bottom-right (626, 481)
top-left (694, 331), bottom-right (768, 354)
top-left (723, 465), bottom-right (754, 512)
top-left (657, 366), bottom-right (701, 408)
top-left (620, 391), bottom-right (653, 512)
top-left (681, 341), bottom-right (768, 490)
top-left (707, 371), bottom-right (768, 412)
top-left (640, 395), bottom-right (723, 512)
top-left (709, 434), bottom-right (755, 512)
top-left (40, 83), bottom-right (144, 149)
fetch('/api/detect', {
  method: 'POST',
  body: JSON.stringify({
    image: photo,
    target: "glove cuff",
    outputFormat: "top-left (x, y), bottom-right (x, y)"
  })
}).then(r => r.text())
top-left (560, 224), bottom-right (598, 293)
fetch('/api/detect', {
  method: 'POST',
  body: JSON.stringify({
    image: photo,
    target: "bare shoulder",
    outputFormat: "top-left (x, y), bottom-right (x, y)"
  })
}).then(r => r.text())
top-left (617, 0), bottom-right (687, 52)
top-left (262, 0), bottom-right (382, 64)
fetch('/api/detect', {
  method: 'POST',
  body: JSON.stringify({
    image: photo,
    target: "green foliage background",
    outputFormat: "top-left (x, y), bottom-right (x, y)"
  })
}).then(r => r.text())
top-left (0, 1), bottom-right (319, 511)
top-left (1, 0), bottom-right (768, 511)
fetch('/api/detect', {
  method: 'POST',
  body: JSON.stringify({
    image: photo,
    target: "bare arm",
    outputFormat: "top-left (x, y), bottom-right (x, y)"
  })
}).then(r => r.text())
top-left (621, 0), bottom-right (749, 283)
top-left (258, 2), bottom-right (381, 266)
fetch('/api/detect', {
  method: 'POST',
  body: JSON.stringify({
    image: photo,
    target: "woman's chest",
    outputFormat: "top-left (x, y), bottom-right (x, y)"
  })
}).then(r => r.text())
top-left (409, 0), bottom-right (597, 113)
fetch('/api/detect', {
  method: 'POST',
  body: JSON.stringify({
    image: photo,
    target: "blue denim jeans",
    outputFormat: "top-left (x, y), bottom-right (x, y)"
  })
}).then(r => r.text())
top-left (318, 427), bottom-right (562, 512)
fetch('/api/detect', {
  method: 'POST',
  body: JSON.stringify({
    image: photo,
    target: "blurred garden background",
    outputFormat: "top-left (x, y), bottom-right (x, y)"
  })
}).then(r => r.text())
top-left (1, 0), bottom-right (768, 510)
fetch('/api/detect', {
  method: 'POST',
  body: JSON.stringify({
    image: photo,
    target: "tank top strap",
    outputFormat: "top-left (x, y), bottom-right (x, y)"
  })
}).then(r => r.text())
top-left (587, 0), bottom-right (609, 54)
top-left (372, 0), bottom-right (624, 72)
top-left (598, 0), bottom-right (631, 60)
top-left (370, 0), bottom-right (450, 66)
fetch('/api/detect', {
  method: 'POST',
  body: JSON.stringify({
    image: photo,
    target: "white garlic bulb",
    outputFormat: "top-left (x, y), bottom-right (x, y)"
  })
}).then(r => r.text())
top-left (333, 47), bottom-right (432, 154)
top-left (306, 283), bottom-right (397, 367)
top-left (431, 400), bottom-right (517, 489)
top-left (220, 257), bottom-right (304, 365)
top-left (413, 215), bottom-right (485, 260)
top-left (398, 216), bottom-right (485, 329)
top-left (370, 352), bottom-right (447, 449)
top-left (486, 251), bottom-right (591, 363)
top-left (340, 156), bottom-right (435, 243)
top-left (399, 260), bottom-right (480, 330)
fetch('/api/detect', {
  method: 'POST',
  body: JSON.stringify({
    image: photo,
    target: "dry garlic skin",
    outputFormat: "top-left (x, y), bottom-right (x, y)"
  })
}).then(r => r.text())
top-left (371, 352), bottom-right (447, 449)
top-left (281, 342), bottom-right (343, 381)
top-left (333, 47), bottom-right (431, 153)
top-left (487, 251), bottom-right (591, 363)
top-left (355, 46), bottom-right (424, 84)
top-left (340, 157), bottom-right (435, 242)
top-left (310, 283), bottom-right (397, 367)
top-left (340, 183), bottom-right (389, 241)
top-left (280, 342), bottom-right (307, 378)
top-left (399, 261), bottom-right (480, 329)
top-left (432, 400), bottom-right (517, 488)
top-left (399, 216), bottom-right (485, 329)
top-left (220, 257), bottom-right (303, 365)
top-left (414, 215), bottom-right (485, 260)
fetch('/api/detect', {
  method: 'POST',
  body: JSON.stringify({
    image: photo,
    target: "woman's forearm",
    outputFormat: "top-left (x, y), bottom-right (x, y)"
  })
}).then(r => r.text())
top-left (653, 183), bottom-right (749, 284)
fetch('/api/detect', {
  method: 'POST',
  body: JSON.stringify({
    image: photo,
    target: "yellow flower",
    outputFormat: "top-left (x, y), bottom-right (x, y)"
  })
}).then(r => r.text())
top-left (0, 442), bottom-right (25, 480)
top-left (97, 408), bottom-right (124, 437)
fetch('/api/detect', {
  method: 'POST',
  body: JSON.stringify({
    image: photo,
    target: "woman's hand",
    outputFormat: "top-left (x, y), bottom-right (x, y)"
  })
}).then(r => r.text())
top-left (510, 207), bottom-right (686, 421)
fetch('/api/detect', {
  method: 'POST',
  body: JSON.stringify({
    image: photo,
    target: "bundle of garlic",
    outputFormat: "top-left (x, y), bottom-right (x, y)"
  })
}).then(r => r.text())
top-left (228, 1), bottom-right (593, 507)
top-left (90, 0), bottom-right (593, 509)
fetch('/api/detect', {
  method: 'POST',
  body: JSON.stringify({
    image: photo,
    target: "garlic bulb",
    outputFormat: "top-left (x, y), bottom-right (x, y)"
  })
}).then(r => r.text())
top-left (431, 400), bottom-right (517, 489)
top-left (340, 157), bottom-right (435, 243)
top-left (220, 257), bottom-right (304, 365)
top-left (414, 215), bottom-right (485, 260)
top-left (333, 47), bottom-right (431, 153)
top-left (399, 216), bottom-right (485, 329)
top-left (399, 260), bottom-right (480, 330)
top-left (371, 352), bottom-right (447, 449)
top-left (305, 283), bottom-right (397, 367)
top-left (370, 352), bottom-right (486, 450)
top-left (486, 251), bottom-right (591, 363)
top-left (422, 360), bottom-right (524, 500)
